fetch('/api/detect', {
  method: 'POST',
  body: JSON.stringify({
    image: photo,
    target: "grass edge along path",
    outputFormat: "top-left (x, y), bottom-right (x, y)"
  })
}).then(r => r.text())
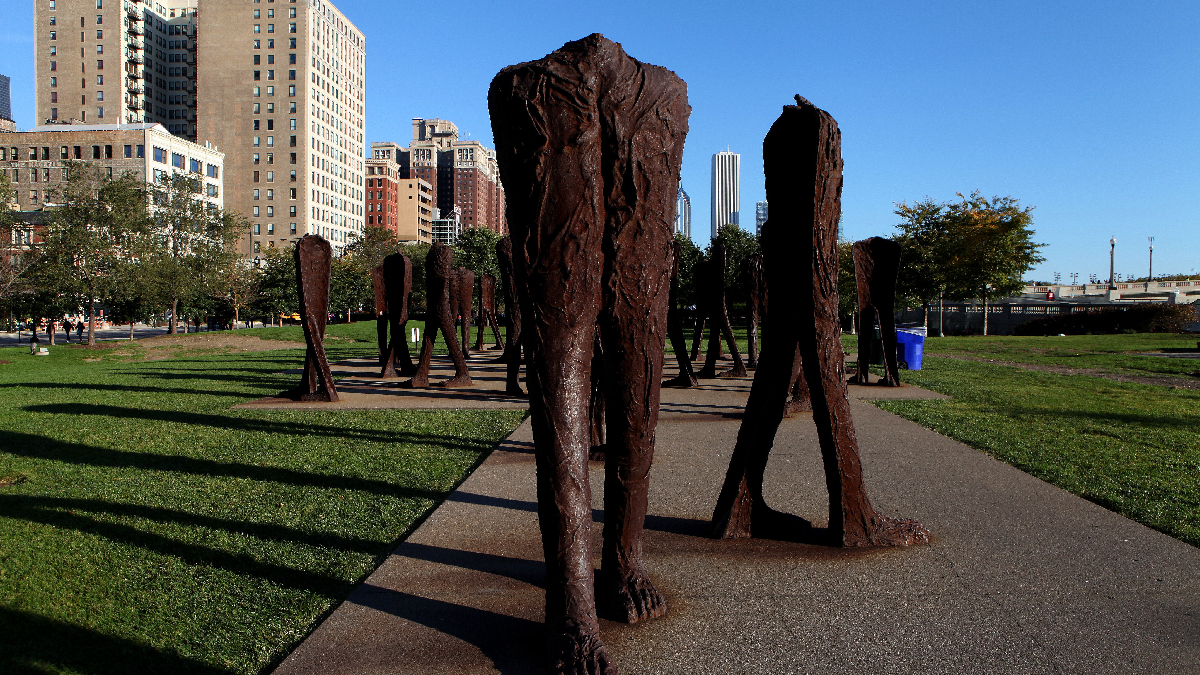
top-left (859, 337), bottom-right (1200, 549)
top-left (0, 341), bottom-right (525, 675)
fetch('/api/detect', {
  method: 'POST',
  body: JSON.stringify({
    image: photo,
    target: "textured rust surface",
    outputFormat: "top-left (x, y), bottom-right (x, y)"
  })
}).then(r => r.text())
top-left (282, 235), bottom-right (339, 402)
top-left (744, 253), bottom-right (764, 370)
top-left (407, 243), bottom-right (472, 388)
top-left (490, 33), bottom-right (689, 675)
top-left (851, 237), bottom-right (902, 387)
top-left (371, 264), bottom-right (388, 363)
top-left (710, 96), bottom-right (927, 548)
top-left (450, 267), bottom-right (476, 360)
top-left (474, 273), bottom-right (504, 352)
top-left (495, 236), bottom-right (526, 395)
top-left (694, 242), bottom-right (747, 379)
top-left (380, 252), bottom-right (416, 379)
top-left (663, 241), bottom-right (698, 388)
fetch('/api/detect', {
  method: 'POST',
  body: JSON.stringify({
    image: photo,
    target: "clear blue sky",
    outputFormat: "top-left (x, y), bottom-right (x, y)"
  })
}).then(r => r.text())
top-left (3, 1), bottom-right (1197, 282)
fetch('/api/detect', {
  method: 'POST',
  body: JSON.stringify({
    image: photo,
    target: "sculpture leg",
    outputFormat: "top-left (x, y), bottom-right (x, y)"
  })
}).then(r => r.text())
top-left (404, 323), bottom-right (437, 388)
top-left (394, 320), bottom-right (417, 376)
top-left (689, 315), bottom-right (705, 362)
top-left (853, 305), bottom-right (877, 384)
top-left (878, 302), bottom-right (901, 386)
top-left (663, 277), bottom-right (698, 388)
top-left (783, 344), bottom-right (812, 415)
top-left (746, 303), bottom-right (759, 370)
top-left (436, 300), bottom-right (472, 389)
top-left (588, 333), bottom-right (605, 460)
top-left (489, 310), bottom-right (505, 350)
top-left (505, 341), bottom-right (524, 396)
top-left (376, 314), bottom-right (389, 367)
top-left (715, 304), bottom-right (748, 378)
top-left (695, 319), bottom-right (722, 379)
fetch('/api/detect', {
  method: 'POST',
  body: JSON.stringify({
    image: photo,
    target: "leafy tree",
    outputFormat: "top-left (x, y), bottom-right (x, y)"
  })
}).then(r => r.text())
top-left (399, 241), bottom-right (431, 313)
top-left (0, 174), bottom-right (40, 329)
top-left (837, 239), bottom-right (857, 331)
top-left (222, 257), bottom-right (261, 327)
top-left (709, 223), bottom-right (760, 312)
top-left (33, 161), bottom-right (149, 345)
top-left (454, 226), bottom-right (503, 280)
top-left (343, 225), bottom-right (399, 271)
top-left (253, 245), bottom-right (298, 325)
top-left (329, 255), bottom-right (373, 320)
top-left (673, 232), bottom-right (703, 309)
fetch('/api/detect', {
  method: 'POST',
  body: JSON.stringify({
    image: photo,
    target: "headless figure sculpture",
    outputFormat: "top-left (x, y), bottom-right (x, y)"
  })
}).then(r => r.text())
top-left (450, 267), bottom-right (475, 360)
top-left (663, 240), bottom-right (698, 388)
top-left (406, 242), bottom-right (472, 388)
top-left (284, 235), bottom-right (338, 402)
top-left (474, 273), bottom-right (504, 351)
top-left (490, 34), bottom-right (688, 675)
top-left (694, 242), bottom-right (748, 379)
top-left (379, 252), bottom-right (416, 378)
top-left (710, 96), bottom-right (928, 548)
top-left (744, 253), bottom-right (764, 370)
top-left (495, 237), bottom-right (525, 396)
top-left (850, 237), bottom-right (902, 387)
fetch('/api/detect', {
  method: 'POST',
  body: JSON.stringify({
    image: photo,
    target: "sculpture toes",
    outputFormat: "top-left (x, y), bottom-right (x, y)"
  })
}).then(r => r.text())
top-left (434, 375), bottom-right (472, 388)
top-left (550, 628), bottom-right (616, 675)
top-left (716, 367), bottom-right (747, 379)
top-left (847, 516), bottom-right (930, 547)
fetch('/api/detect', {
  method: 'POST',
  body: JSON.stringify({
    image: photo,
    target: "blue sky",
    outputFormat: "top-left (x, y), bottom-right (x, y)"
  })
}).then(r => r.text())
top-left (3, 0), bottom-right (1197, 281)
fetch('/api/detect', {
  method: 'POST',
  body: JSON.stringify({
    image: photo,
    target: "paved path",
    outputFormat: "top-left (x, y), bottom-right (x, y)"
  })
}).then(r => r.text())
top-left (271, 360), bottom-right (1200, 674)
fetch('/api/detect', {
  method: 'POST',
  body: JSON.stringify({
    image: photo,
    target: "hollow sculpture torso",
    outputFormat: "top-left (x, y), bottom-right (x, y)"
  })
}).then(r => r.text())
top-left (850, 237), bottom-right (902, 387)
top-left (710, 96), bottom-right (928, 548)
top-left (744, 253), bottom-right (764, 370)
top-left (473, 273), bottom-right (504, 351)
top-left (495, 236), bottom-right (525, 395)
top-left (284, 234), bottom-right (338, 402)
top-left (663, 240), bottom-right (698, 388)
top-left (379, 252), bottom-right (416, 378)
top-left (694, 242), bottom-right (748, 379)
top-left (449, 266), bottom-right (475, 360)
top-left (490, 33), bottom-right (689, 675)
top-left (406, 242), bottom-right (472, 388)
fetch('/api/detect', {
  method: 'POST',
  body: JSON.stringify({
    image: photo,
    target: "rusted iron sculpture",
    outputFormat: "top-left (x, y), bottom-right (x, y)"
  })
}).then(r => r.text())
top-left (663, 240), bottom-right (698, 388)
top-left (694, 242), bottom-right (748, 379)
top-left (495, 236), bottom-right (525, 395)
top-left (283, 235), bottom-right (339, 402)
top-left (710, 96), bottom-right (928, 548)
top-left (490, 34), bottom-right (688, 675)
top-left (744, 253), bottom-right (764, 370)
top-left (449, 266), bottom-right (475, 360)
top-left (473, 273), bottom-right (504, 351)
top-left (372, 264), bottom-right (389, 363)
top-left (850, 237), bottom-right (902, 386)
top-left (379, 252), bottom-right (416, 378)
top-left (406, 242), bottom-right (472, 388)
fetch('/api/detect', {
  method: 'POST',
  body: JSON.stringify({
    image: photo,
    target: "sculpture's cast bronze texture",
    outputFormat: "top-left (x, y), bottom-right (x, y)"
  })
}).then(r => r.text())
top-left (495, 236), bottom-right (525, 395)
top-left (284, 235), bottom-right (339, 402)
top-left (490, 33), bottom-right (689, 675)
top-left (450, 266), bottom-right (475, 360)
top-left (474, 273), bottom-right (504, 351)
top-left (663, 241), bottom-right (698, 388)
top-left (380, 252), bottom-right (416, 378)
top-left (694, 242), bottom-right (748, 379)
top-left (744, 253), bottom-right (764, 370)
top-left (710, 96), bottom-right (927, 548)
top-left (407, 242), bottom-right (472, 388)
top-left (850, 237), bottom-right (902, 387)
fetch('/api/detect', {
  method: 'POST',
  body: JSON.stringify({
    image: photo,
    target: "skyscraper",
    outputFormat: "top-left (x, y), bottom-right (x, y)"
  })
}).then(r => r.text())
top-left (674, 186), bottom-right (690, 238)
top-left (710, 150), bottom-right (740, 239)
top-left (0, 74), bottom-right (12, 122)
top-left (755, 200), bottom-right (768, 236)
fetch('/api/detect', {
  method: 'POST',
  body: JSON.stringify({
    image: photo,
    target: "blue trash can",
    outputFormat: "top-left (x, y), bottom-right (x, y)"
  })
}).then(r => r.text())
top-left (895, 329), bottom-right (924, 370)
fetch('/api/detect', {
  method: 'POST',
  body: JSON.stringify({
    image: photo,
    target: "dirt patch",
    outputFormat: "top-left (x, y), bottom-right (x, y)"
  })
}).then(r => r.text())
top-left (135, 333), bottom-right (301, 351)
top-left (0, 360), bottom-right (11, 365)
top-left (936, 354), bottom-right (1200, 390)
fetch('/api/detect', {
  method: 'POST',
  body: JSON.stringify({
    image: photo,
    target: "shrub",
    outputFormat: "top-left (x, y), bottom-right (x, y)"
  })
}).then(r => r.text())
top-left (1014, 303), bottom-right (1198, 335)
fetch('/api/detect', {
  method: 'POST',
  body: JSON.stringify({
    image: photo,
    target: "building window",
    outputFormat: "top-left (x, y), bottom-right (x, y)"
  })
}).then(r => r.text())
top-left (289, 152), bottom-right (296, 164)
top-left (96, 29), bottom-right (102, 38)
top-left (266, 171), bottom-right (273, 181)
top-left (253, 136), bottom-right (260, 146)
top-left (267, 69), bottom-right (274, 80)
top-left (253, 171), bottom-right (260, 182)
top-left (267, 223), bottom-right (274, 234)
top-left (267, 23), bottom-right (273, 33)
top-left (96, 44), bottom-right (103, 54)
top-left (137, 145), bottom-right (144, 158)
top-left (92, 145), bottom-right (101, 159)
top-left (51, 92), bottom-right (57, 103)
top-left (50, 46), bottom-right (57, 55)
top-left (289, 53), bottom-right (296, 64)
top-left (289, 206), bottom-right (296, 217)
top-left (253, 39), bottom-right (260, 48)
top-left (96, 59), bottom-right (103, 69)
top-left (290, 170), bottom-right (296, 181)
top-left (253, 241), bottom-right (260, 252)
top-left (253, 206), bottom-right (259, 216)
top-left (96, 14), bottom-right (102, 24)
top-left (96, 74), bottom-right (102, 84)
top-left (253, 86), bottom-right (260, 96)
top-left (266, 136), bottom-right (273, 147)
top-left (96, 90), bottom-right (103, 101)
top-left (50, 61), bottom-right (56, 71)
top-left (266, 206), bottom-right (273, 216)
top-left (288, 85), bottom-right (295, 96)
top-left (253, 189), bottom-right (259, 200)
top-left (266, 189), bottom-right (273, 200)
top-left (253, 9), bottom-right (260, 18)
top-left (254, 24), bottom-right (260, 33)
top-left (50, 31), bottom-right (56, 40)
top-left (289, 38), bottom-right (295, 49)
top-left (190, 158), bottom-right (201, 173)
top-left (50, 76), bottom-right (56, 86)
top-left (253, 70), bottom-right (260, 80)
top-left (266, 119), bottom-right (273, 130)
top-left (266, 153), bottom-right (273, 164)
top-left (252, 153), bottom-right (260, 164)
top-left (266, 86), bottom-right (273, 96)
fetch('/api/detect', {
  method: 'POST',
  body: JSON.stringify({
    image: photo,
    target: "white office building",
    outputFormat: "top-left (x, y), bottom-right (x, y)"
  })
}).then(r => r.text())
top-left (710, 150), bottom-right (739, 239)
top-left (674, 186), bottom-right (690, 239)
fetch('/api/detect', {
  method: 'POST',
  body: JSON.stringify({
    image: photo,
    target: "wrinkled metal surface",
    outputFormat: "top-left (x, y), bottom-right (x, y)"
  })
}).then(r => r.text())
top-left (495, 236), bottom-right (526, 395)
top-left (694, 243), bottom-right (747, 379)
top-left (663, 241), bottom-right (698, 388)
top-left (284, 235), bottom-right (339, 402)
top-left (851, 237), bottom-right (903, 387)
top-left (380, 252), bottom-right (416, 379)
top-left (407, 243), bottom-right (472, 388)
top-left (474, 273), bottom-right (504, 352)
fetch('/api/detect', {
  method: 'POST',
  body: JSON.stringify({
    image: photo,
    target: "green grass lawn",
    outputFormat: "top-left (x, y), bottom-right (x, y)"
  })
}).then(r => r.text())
top-left (852, 333), bottom-right (1200, 548)
top-left (0, 338), bottom-right (524, 674)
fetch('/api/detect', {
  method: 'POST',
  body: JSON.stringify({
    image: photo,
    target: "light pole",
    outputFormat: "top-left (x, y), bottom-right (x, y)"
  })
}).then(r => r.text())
top-left (1147, 237), bottom-right (1154, 288)
top-left (1108, 237), bottom-right (1117, 290)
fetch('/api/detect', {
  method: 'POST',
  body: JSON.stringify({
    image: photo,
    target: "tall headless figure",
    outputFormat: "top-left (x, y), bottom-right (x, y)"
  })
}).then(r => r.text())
top-left (379, 252), bottom-right (416, 378)
top-left (474, 272), bottom-right (504, 351)
top-left (284, 235), bottom-right (339, 402)
top-left (406, 242), bottom-right (472, 388)
top-left (694, 241), bottom-right (748, 379)
top-left (450, 267), bottom-right (475, 360)
top-left (710, 96), bottom-right (927, 548)
top-left (490, 34), bottom-right (688, 675)
top-left (495, 236), bottom-right (525, 396)
top-left (850, 237), bottom-right (902, 386)
top-left (663, 240), bottom-right (698, 388)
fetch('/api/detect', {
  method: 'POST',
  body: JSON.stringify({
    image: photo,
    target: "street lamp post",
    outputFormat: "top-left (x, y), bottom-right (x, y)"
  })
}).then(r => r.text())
top-left (1109, 237), bottom-right (1117, 290)
top-left (1147, 237), bottom-right (1154, 289)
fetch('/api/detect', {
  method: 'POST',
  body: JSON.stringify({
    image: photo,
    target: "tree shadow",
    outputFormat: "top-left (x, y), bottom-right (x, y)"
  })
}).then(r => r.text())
top-left (0, 381), bottom-right (251, 398)
top-left (397, 542), bottom-right (545, 588)
top-left (0, 430), bottom-right (446, 500)
top-left (445, 491), bottom-right (712, 538)
top-left (0, 606), bottom-right (235, 675)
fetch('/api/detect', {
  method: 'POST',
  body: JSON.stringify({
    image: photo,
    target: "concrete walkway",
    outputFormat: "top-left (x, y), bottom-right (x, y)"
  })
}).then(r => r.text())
top-left (271, 360), bottom-right (1200, 675)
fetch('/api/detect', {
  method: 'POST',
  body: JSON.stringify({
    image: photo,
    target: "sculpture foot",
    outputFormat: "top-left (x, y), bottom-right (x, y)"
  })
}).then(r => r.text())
top-left (587, 445), bottom-right (605, 462)
top-left (694, 367), bottom-right (716, 379)
top-left (547, 623), bottom-right (617, 675)
top-left (716, 365), bottom-right (748, 378)
top-left (402, 377), bottom-right (428, 389)
top-left (398, 365), bottom-right (418, 377)
top-left (842, 514), bottom-right (930, 548)
top-left (597, 567), bottom-right (667, 625)
top-left (433, 374), bottom-right (473, 388)
top-left (505, 384), bottom-right (527, 397)
top-left (712, 479), bottom-right (813, 541)
top-left (783, 398), bottom-right (812, 416)
top-left (661, 373), bottom-right (698, 388)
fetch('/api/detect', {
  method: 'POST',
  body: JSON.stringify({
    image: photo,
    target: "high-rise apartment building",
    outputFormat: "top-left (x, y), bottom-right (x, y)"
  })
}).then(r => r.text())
top-left (365, 153), bottom-right (431, 243)
top-left (0, 74), bottom-right (13, 126)
top-left (32, 0), bottom-right (367, 256)
top-left (674, 186), bottom-right (690, 239)
top-left (711, 150), bottom-right (740, 239)
top-left (370, 118), bottom-right (506, 235)
top-left (755, 200), bottom-right (767, 236)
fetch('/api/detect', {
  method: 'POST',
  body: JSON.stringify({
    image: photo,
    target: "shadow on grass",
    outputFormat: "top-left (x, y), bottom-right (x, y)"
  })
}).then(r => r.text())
top-left (977, 404), bottom-right (1200, 433)
top-left (0, 430), bottom-right (447, 500)
top-left (0, 606), bottom-right (235, 675)
top-left (0, 495), bottom-right (351, 596)
top-left (21, 403), bottom-right (488, 447)
top-left (0, 381), bottom-right (256, 398)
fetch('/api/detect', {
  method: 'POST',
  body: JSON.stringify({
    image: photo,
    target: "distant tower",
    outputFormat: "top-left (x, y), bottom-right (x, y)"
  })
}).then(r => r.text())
top-left (674, 186), bottom-right (691, 238)
top-left (0, 74), bottom-right (11, 122)
top-left (755, 201), bottom-right (768, 236)
top-left (711, 151), bottom-right (741, 239)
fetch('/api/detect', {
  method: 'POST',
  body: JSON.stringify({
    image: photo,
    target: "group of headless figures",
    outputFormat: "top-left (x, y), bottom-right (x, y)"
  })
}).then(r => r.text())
top-left (285, 34), bottom-right (929, 675)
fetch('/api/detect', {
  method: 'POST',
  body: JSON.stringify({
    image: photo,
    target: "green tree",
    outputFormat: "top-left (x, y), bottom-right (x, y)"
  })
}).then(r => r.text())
top-left (454, 226), bottom-right (503, 280)
top-left (343, 225), bottom-right (399, 271)
top-left (837, 239), bottom-right (857, 332)
top-left (673, 232), bottom-right (703, 309)
top-left (253, 245), bottom-right (298, 325)
top-left (329, 254), bottom-right (373, 321)
top-left (709, 223), bottom-right (760, 309)
top-left (399, 241), bottom-right (431, 313)
top-left (0, 173), bottom-right (38, 330)
top-left (34, 161), bottom-right (149, 345)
